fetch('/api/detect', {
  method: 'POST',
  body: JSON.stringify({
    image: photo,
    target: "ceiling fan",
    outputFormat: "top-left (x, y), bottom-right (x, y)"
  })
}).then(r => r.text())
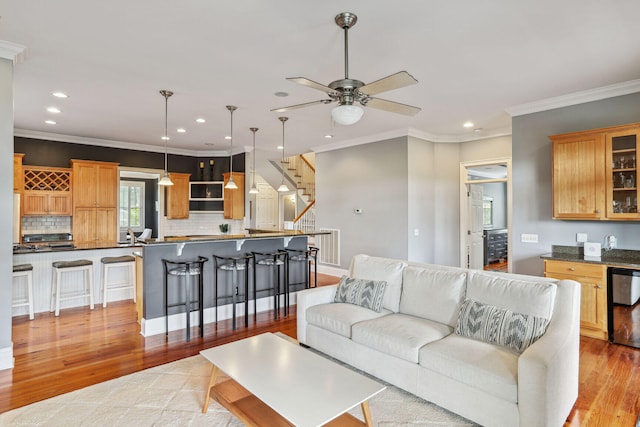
top-left (272, 12), bottom-right (421, 126)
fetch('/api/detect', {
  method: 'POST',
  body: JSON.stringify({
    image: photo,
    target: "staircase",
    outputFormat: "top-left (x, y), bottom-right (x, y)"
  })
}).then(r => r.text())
top-left (282, 154), bottom-right (316, 231)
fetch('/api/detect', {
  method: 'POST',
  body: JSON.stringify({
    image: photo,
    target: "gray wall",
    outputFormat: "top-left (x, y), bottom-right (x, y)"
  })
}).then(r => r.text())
top-left (316, 137), bottom-right (409, 267)
top-left (512, 92), bottom-right (640, 276)
top-left (316, 134), bottom-right (512, 269)
top-left (482, 182), bottom-right (507, 229)
top-left (0, 57), bottom-right (14, 367)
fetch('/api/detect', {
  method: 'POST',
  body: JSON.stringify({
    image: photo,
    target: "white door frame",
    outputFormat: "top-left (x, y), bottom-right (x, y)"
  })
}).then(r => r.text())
top-left (459, 158), bottom-right (512, 271)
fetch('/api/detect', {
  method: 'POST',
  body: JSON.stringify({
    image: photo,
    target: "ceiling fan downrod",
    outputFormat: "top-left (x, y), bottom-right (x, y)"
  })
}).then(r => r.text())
top-left (335, 12), bottom-right (357, 80)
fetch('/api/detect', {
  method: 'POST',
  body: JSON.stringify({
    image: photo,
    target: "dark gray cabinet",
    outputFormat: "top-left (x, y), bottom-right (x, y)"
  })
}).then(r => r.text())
top-left (484, 228), bottom-right (508, 265)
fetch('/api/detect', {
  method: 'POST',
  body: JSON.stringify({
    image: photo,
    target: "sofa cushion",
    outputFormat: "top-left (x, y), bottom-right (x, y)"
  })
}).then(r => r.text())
top-left (334, 275), bottom-right (387, 312)
top-left (352, 313), bottom-right (453, 363)
top-left (466, 271), bottom-right (557, 319)
top-left (419, 334), bottom-right (519, 403)
top-left (349, 254), bottom-right (406, 313)
top-left (399, 266), bottom-right (467, 327)
top-left (455, 299), bottom-right (550, 354)
top-left (306, 303), bottom-right (391, 338)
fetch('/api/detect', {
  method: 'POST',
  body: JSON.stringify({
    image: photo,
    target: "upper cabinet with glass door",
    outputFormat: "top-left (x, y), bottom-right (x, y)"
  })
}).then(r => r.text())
top-left (551, 123), bottom-right (640, 221)
top-left (606, 126), bottom-right (639, 219)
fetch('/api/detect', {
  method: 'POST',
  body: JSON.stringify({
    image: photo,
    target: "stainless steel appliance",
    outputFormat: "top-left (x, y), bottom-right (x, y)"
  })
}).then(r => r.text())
top-left (607, 267), bottom-right (640, 348)
top-left (14, 233), bottom-right (75, 252)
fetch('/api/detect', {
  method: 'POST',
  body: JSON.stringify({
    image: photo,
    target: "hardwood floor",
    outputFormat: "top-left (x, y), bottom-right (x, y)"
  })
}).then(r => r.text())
top-left (1, 272), bottom-right (639, 426)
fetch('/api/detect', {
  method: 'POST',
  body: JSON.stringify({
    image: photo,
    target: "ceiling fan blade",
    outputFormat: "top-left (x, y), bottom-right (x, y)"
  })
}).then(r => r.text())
top-left (363, 97), bottom-right (421, 116)
top-left (358, 71), bottom-right (418, 96)
top-left (271, 99), bottom-right (333, 113)
top-left (287, 77), bottom-right (335, 94)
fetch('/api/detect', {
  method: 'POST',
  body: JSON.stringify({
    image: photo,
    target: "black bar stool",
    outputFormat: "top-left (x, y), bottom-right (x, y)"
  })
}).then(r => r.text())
top-left (252, 250), bottom-right (288, 319)
top-left (212, 254), bottom-right (251, 330)
top-left (162, 256), bottom-right (208, 341)
top-left (286, 246), bottom-right (319, 290)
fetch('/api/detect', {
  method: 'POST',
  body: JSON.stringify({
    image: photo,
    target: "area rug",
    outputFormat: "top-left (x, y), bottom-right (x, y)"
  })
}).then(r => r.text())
top-left (0, 353), bottom-right (477, 426)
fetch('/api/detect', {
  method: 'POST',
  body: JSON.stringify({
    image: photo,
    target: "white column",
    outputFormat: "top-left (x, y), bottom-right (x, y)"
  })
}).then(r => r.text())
top-left (0, 41), bottom-right (26, 370)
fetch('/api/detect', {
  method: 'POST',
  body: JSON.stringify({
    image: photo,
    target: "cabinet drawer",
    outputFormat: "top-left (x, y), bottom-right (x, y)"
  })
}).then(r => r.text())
top-left (545, 260), bottom-right (605, 279)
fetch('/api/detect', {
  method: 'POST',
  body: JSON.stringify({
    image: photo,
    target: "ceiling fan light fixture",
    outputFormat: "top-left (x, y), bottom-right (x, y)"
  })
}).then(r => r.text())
top-left (331, 104), bottom-right (364, 125)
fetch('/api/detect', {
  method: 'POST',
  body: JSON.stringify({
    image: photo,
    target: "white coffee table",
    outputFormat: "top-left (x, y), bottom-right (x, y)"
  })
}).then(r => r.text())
top-left (201, 332), bottom-right (385, 426)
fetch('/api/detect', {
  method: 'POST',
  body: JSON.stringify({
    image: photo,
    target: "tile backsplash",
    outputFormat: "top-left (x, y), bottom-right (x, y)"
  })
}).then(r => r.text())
top-left (159, 212), bottom-right (245, 237)
top-left (22, 216), bottom-right (72, 235)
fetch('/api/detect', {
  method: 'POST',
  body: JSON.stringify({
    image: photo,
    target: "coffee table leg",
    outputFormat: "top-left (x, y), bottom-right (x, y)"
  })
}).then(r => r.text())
top-left (361, 400), bottom-right (373, 427)
top-left (202, 364), bottom-right (220, 413)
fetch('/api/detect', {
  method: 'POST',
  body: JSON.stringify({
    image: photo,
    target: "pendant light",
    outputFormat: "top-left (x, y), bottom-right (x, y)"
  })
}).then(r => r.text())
top-left (249, 127), bottom-right (259, 194)
top-left (158, 90), bottom-right (174, 186)
top-left (277, 116), bottom-right (289, 192)
top-left (225, 105), bottom-right (238, 190)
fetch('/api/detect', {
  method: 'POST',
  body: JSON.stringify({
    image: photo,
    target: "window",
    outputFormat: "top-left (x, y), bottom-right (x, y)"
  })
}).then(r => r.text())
top-left (120, 181), bottom-right (145, 231)
top-left (483, 197), bottom-right (493, 228)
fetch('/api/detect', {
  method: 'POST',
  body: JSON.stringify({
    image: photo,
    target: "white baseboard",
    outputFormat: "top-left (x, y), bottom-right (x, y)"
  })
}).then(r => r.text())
top-left (0, 344), bottom-right (14, 371)
top-left (317, 265), bottom-right (347, 278)
top-left (140, 293), bottom-right (299, 337)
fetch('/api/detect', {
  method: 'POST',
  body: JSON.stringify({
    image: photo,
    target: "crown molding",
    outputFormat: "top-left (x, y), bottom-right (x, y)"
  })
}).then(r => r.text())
top-left (0, 40), bottom-right (26, 63)
top-left (505, 79), bottom-right (640, 117)
top-left (312, 126), bottom-right (512, 153)
top-left (14, 128), bottom-right (230, 157)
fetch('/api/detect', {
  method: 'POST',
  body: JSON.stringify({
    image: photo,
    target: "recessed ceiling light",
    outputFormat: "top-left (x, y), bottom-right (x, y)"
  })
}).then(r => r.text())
top-left (177, 128), bottom-right (186, 133)
top-left (224, 136), bottom-right (231, 140)
top-left (47, 107), bottom-right (61, 113)
top-left (274, 92), bottom-right (289, 97)
top-left (195, 118), bottom-right (206, 123)
top-left (324, 134), bottom-right (333, 139)
top-left (277, 145), bottom-right (284, 150)
top-left (474, 128), bottom-right (483, 133)
top-left (52, 92), bottom-right (68, 98)
top-left (161, 136), bottom-right (170, 141)
top-left (204, 142), bottom-right (215, 146)
top-left (45, 120), bottom-right (56, 125)
top-left (463, 121), bottom-right (474, 128)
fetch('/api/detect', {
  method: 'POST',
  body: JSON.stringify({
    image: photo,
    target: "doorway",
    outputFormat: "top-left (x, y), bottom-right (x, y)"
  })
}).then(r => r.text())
top-left (459, 159), bottom-right (511, 271)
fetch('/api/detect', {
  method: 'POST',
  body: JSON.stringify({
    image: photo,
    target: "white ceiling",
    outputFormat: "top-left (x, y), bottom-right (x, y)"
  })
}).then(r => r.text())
top-left (2, 1), bottom-right (640, 161)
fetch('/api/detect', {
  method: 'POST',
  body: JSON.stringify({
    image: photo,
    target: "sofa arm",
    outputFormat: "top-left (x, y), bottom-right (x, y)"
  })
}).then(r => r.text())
top-left (296, 284), bottom-right (338, 344)
top-left (518, 279), bottom-right (581, 427)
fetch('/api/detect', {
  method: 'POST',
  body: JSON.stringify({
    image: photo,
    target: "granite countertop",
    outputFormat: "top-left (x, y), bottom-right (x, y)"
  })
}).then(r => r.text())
top-left (541, 245), bottom-right (640, 269)
top-left (13, 242), bottom-right (143, 255)
top-left (141, 229), bottom-right (329, 245)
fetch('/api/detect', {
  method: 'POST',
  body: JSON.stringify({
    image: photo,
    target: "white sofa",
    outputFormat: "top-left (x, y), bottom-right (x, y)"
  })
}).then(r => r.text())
top-left (296, 255), bottom-right (581, 427)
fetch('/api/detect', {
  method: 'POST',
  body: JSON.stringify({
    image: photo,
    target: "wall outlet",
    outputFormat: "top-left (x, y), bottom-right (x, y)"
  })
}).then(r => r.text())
top-left (521, 233), bottom-right (539, 243)
top-left (576, 233), bottom-right (588, 243)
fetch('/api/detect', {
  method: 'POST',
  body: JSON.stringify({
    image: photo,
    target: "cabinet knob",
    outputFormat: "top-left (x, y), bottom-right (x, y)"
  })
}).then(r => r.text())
top-left (569, 267), bottom-right (575, 271)
top-left (595, 285), bottom-right (602, 289)
top-left (595, 210), bottom-right (600, 214)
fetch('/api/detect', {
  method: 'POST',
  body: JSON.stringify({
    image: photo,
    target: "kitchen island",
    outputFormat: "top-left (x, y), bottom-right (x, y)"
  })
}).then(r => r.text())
top-left (12, 242), bottom-right (143, 316)
top-left (139, 230), bottom-right (327, 337)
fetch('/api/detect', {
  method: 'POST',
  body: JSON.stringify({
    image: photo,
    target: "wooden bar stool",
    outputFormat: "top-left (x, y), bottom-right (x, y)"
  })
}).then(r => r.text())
top-left (162, 257), bottom-right (208, 341)
top-left (12, 264), bottom-right (34, 320)
top-left (212, 254), bottom-right (251, 330)
top-left (51, 259), bottom-right (94, 316)
top-left (100, 255), bottom-right (136, 307)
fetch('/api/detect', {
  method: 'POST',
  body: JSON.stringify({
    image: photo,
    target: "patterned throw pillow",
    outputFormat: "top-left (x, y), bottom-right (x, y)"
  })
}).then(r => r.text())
top-left (334, 275), bottom-right (388, 312)
top-left (455, 299), bottom-right (550, 354)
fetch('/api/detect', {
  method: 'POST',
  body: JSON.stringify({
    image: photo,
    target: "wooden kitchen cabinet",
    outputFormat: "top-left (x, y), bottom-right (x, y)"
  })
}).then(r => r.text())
top-left (223, 172), bottom-right (245, 219)
top-left (14, 153), bottom-right (24, 192)
top-left (551, 122), bottom-right (640, 221)
top-left (22, 166), bottom-right (72, 216)
top-left (71, 160), bottom-right (119, 245)
top-left (165, 173), bottom-right (191, 219)
top-left (551, 131), bottom-right (605, 219)
top-left (23, 191), bottom-right (72, 215)
top-left (544, 259), bottom-right (608, 340)
top-left (71, 160), bottom-right (119, 208)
